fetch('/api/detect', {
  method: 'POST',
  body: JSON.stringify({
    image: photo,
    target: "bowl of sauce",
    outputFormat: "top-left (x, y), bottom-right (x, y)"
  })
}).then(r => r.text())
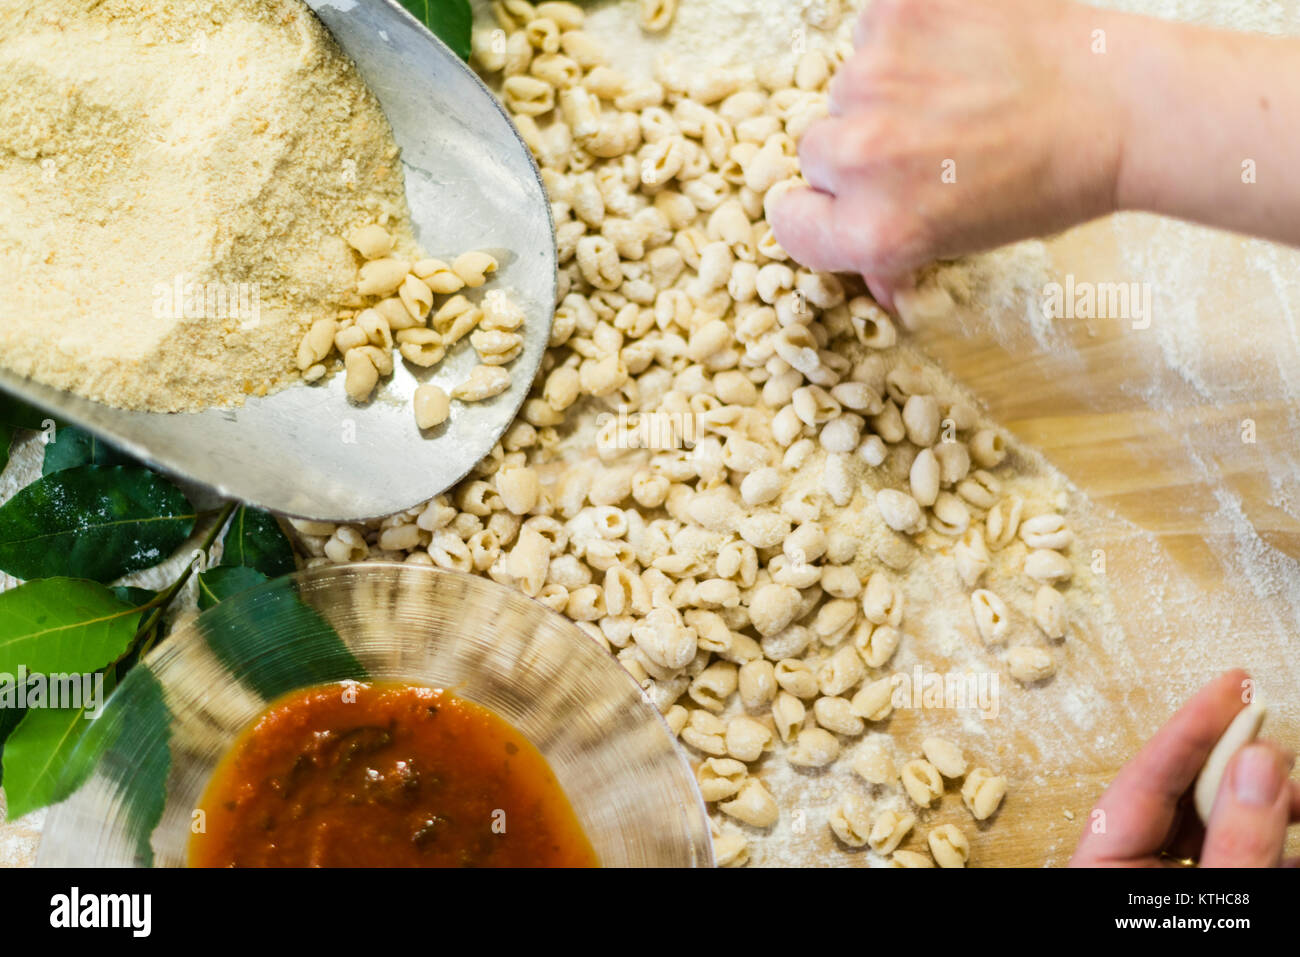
top-left (38, 564), bottom-right (712, 868)
top-left (189, 682), bottom-right (599, 868)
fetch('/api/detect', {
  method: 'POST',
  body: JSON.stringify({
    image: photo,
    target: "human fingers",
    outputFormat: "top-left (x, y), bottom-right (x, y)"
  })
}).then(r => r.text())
top-left (827, 56), bottom-right (872, 117)
top-left (768, 186), bottom-right (857, 274)
top-left (1199, 742), bottom-right (1294, 868)
top-left (852, 3), bottom-right (874, 48)
top-left (864, 273), bottom-right (911, 314)
top-left (796, 116), bottom-right (850, 195)
top-left (1071, 670), bottom-right (1251, 864)
top-left (850, 0), bottom-right (912, 49)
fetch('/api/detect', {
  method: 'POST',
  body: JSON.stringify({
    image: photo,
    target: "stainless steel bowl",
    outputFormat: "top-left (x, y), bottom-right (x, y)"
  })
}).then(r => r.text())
top-left (37, 564), bottom-right (713, 867)
top-left (0, 0), bottom-right (556, 521)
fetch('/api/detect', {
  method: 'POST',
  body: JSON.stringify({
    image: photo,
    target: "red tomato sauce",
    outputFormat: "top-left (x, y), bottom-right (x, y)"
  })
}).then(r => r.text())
top-left (188, 681), bottom-right (598, 867)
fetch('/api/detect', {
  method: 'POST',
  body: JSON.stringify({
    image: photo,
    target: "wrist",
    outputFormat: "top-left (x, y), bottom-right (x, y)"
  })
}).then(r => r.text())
top-left (1095, 11), bottom-right (1211, 215)
top-left (1103, 12), bottom-right (1161, 214)
top-left (1053, 4), bottom-right (1139, 217)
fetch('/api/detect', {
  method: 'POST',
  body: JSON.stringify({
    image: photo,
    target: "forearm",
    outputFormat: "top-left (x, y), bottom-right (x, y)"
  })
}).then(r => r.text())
top-left (1104, 9), bottom-right (1300, 244)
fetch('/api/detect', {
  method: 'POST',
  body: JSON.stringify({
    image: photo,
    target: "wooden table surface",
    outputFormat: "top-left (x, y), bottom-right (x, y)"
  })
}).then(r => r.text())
top-left (897, 214), bottom-right (1300, 865)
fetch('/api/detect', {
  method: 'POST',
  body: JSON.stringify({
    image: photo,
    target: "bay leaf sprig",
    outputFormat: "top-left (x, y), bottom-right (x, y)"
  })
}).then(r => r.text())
top-left (0, 411), bottom-right (300, 823)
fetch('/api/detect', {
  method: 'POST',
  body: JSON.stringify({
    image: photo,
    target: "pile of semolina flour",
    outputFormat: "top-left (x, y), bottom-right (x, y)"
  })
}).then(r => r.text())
top-left (0, 0), bottom-right (418, 412)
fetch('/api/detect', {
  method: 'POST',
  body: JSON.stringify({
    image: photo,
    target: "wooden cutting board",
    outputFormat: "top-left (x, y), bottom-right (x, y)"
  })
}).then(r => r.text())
top-left (900, 214), bottom-right (1300, 865)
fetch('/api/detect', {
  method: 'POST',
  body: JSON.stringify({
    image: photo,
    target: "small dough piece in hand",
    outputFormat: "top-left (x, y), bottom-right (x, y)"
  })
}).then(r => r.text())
top-left (1193, 697), bottom-right (1267, 824)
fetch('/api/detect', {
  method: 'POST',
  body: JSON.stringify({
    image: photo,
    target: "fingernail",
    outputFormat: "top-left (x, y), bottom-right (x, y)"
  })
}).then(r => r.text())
top-left (1232, 745), bottom-right (1286, 807)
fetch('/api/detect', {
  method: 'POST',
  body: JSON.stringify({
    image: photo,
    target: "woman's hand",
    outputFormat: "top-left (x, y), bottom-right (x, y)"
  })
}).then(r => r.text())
top-left (771, 0), bottom-right (1300, 309)
top-left (770, 0), bottom-right (1126, 309)
top-left (1070, 670), bottom-right (1299, 867)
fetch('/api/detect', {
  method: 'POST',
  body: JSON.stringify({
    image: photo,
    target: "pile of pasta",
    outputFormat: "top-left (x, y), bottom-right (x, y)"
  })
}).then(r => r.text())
top-left (286, 0), bottom-right (1082, 867)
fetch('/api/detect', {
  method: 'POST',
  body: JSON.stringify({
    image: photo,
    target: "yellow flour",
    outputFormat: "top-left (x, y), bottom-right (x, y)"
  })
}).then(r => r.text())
top-left (0, 0), bottom-right (416, 412)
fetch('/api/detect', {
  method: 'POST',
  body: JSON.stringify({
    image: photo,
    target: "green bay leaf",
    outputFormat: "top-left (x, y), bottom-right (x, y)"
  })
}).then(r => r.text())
top-left (0, 702), bottom-right (99, 819)
top-left (199, 576), bottom-right (367, 700)
top-left (218, 505), bottom-right (296, 578)
top-left (0, 424), bottom-right (14, 477)
top-left (42, 426), bottom-right (136, 476)
top-left (398, 0), bottom-right (473, 60)
top-left (3, 665), bottom-right (170, 858)
top-left (0, 578), bottom-right (142, 676)
top-left (95, 667), bottom-right (171, 866)
top-left (0, 393), bottom-right (50, 431)
top-left (0, 699), bottom-right (24, 787)
top-left (0, 465), bottom-right (196, 582)
top-left (196, 565), bottom-right (269, 610)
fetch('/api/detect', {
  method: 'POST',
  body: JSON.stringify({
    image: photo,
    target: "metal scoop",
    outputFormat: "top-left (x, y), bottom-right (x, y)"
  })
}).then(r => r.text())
top-left (0, 0), bottom-right (555, 521)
